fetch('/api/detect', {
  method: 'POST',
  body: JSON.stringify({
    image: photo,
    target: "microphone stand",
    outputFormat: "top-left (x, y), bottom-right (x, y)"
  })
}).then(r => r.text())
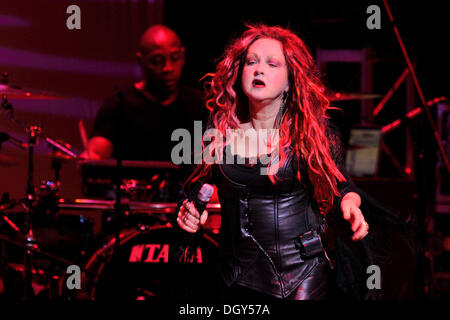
top-left (381, 0), bottom-right (449, 173)
top-left (381, 0), bottom-right (447, 298)
top-left (0, 234), bottom-right (156, 299)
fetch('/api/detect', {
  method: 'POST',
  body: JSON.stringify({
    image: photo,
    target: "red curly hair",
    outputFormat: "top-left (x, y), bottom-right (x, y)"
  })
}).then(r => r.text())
top-left (186, 24), bottom-right (346, 214)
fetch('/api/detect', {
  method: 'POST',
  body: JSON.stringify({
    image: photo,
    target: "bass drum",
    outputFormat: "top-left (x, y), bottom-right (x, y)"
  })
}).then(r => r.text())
top-left (59, 224), bottom-right (222, 300)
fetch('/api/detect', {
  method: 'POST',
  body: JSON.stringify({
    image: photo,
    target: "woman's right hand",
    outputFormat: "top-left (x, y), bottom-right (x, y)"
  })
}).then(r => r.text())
top-left (176, 199), bottom-right (208, 233)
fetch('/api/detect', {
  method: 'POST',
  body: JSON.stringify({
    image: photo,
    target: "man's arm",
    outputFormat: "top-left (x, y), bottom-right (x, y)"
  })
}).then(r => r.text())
top-left (80, 136), bottom-right (113, 159)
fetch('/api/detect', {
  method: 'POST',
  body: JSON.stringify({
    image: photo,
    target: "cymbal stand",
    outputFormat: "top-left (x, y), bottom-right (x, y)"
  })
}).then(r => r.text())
top-left (1, 94), bottom-right (77, 300)
top-left (20, 124), bottom-right (40, 300)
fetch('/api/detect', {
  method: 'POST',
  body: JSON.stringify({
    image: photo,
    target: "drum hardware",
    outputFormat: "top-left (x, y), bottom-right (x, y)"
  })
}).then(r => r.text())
top-left (2, 199), bottom-right (198, 300)
top-left (80, 160), bottom-right (181, 201)
top-left (58, 199), bottom-right (221, 215)
top-left (0, 74), bottom-right (221, 300)
top-left (0, 72), bottom-right (64, 100)
top-left (45, 141), bottom-right (75, 195)
top-left (0, 233), bottom-right (157, 300)
top-left (0, 198), bottom-right (22, 233)
top-left (57, 224), bottom-right (220, 300)
top-left (56, 199), bottom-right (222, 241)
top-left (0, 101), bottom-right (25, 165)
top-left (80, 160), bottom-right (185, 205)
top-left (0, 79), bottom-right (78, 300)
top-left (0, 161), bottom-right (222, 300)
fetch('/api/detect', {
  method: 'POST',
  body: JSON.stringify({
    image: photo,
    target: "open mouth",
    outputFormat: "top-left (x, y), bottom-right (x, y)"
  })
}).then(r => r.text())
top-left (252, 79), bottom-right (266, 88)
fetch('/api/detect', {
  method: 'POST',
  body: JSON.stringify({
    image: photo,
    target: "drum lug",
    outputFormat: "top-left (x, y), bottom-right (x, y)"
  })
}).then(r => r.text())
top-left (137, 224), bottom-right (149, 231)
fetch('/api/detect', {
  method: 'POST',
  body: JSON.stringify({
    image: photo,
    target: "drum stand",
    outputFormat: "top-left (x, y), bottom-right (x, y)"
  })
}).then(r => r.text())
top-left (1, 84), bottom-right (157, 300)
top-left (22, 124), bottom-right (40, 300)
top-left (0, 95), bottom-right (77, 300)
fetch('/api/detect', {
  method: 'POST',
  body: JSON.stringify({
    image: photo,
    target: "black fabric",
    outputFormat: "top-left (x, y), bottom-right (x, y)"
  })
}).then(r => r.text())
top-left (323, 123), bottom-right (419, 300)
top-left (91, 84), bottom-right (207, 161)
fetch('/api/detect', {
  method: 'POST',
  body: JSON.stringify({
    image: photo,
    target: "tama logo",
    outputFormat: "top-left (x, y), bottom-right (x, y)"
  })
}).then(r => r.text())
top-left (128, 244), bottom-right (203, 263)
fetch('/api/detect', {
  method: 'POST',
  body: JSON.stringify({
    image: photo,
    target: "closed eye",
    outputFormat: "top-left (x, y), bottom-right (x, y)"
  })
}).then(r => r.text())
top-left (267, 60), bottom-right (280, 67)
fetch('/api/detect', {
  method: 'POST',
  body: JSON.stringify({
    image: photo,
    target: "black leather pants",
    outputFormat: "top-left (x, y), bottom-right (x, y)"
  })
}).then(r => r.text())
top-left (219, 258), bottom-right (329, 301)
top-left (285, 259), bottom-right (329, 300)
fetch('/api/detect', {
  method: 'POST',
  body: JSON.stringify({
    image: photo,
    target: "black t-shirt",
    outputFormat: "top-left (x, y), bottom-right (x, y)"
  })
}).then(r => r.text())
top-left (91, 84), bottom-right (207, 161)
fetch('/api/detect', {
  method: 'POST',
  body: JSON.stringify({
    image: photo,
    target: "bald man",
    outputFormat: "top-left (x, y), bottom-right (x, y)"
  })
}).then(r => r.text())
top-left (82, 25), bottom-right (207, 161)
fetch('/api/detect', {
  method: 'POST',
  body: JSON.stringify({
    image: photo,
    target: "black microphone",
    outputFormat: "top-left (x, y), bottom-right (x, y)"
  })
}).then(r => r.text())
top-left (174, 183), bottom-right (214, 262)
top-left (192, 183), bottom-right (214, 218)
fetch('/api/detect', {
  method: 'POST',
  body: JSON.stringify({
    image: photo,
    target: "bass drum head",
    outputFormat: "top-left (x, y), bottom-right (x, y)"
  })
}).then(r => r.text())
top-left (62, 224), bottom-right (221, 301)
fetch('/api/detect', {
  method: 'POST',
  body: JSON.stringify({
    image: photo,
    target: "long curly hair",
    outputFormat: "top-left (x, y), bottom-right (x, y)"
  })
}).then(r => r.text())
top-left (186, 24), bottom-right (346, 214)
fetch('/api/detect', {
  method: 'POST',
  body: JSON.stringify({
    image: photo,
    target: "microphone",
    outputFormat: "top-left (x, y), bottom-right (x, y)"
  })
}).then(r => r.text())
top-left (174, 183), bottom-right (214, 262)
top-left (192, 183), bottom-right (214, 218)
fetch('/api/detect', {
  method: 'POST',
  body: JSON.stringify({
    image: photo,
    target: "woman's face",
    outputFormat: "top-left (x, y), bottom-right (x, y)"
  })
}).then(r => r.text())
top-left (241, 37), bottom-right (289, 105)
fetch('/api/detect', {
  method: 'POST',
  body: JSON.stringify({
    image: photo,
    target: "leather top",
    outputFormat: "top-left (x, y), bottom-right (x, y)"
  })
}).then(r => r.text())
top-left (211, 146), bottom-right (324, 298)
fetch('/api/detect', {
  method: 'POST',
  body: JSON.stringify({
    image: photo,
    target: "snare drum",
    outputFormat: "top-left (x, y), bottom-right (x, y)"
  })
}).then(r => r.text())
top-left (59, 223), bottom-right (221, 300)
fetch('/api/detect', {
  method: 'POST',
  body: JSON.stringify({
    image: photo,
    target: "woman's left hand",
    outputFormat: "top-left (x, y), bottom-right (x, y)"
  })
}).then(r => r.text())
top-left (341, 196), bottom-right (369, 241)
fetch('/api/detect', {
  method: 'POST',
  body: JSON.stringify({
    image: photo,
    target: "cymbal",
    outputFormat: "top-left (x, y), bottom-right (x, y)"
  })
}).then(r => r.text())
top-left (327, 91), bottom-right (381, 101)
top-left (0, 83), bottom-right (63, 100)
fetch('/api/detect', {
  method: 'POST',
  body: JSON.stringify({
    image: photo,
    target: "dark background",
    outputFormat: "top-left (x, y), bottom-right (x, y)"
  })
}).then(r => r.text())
top-left (165, 0), bottom-right (448, 99)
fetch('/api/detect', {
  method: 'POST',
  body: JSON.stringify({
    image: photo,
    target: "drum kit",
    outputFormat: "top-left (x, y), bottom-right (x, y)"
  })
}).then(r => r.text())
top-left (0, 74), bottom-right (222, 301)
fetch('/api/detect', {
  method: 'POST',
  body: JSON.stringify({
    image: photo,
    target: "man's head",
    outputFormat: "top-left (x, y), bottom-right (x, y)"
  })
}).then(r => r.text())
top-left (137, 25), bottom-right (185, 96)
